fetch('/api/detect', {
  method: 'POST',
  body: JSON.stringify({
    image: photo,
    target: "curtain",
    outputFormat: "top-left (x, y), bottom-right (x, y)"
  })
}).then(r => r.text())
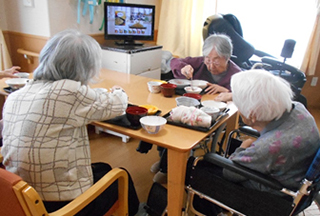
top-left (0, 29), bottom-right (12, 71)
top-left (157, 0), bottom-right (216, 58)
top-left (300, 0), bottom-right (320, 76)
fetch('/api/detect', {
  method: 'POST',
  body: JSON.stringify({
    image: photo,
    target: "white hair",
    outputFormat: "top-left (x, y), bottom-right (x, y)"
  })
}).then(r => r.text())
top-left (202, 34), bottom-right (233, 59)
top-left (34, 29), bottom-right (102, 85)
top-left (231, 69), bottom-right (293, 121)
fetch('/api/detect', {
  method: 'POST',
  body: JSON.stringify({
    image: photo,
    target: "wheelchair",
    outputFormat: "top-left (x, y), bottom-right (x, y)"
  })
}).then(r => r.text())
top-left (184, 143), bottom-right (320, 216)
top-left (203, 14), bottom-right (307, 107)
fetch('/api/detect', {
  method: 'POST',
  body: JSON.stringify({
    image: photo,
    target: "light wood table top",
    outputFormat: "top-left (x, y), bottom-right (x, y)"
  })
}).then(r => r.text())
top-left (0, 69), bottom-right (239, 216)
top-left (91, 69), bottom-right (239, 215)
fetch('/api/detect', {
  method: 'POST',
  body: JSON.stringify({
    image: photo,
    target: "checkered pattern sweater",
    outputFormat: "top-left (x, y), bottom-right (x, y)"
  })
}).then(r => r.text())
top-left (1, 79), bottom-right (128, 201)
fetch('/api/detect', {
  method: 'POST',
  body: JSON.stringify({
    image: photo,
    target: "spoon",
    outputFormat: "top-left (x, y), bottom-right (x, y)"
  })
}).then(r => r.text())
top-left (189, 71), bottom-right (195, 90)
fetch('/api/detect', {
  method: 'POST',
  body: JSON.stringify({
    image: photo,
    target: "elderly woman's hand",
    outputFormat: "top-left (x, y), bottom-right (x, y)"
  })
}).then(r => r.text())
top-left (205, 83), bottom-right (229, 95)
top-left (240, 138), bottom-right (255, 149)
top-left (215, 92), bottom-right (233, 102)
top-left (110, 85), bottom-right (125, 93)
top-left (181, 65), bottom-right (194, 79)
top-left (0, 66), bottom-right (20, 79)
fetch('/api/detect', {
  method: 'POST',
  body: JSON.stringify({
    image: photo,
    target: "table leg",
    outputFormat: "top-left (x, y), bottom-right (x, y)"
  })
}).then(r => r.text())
top-left (222, 111), bottom-right (239, 150)
top-left (0, 95), bottom-right (5, 118)
top-left (167, 149), bottom-right (189, 216)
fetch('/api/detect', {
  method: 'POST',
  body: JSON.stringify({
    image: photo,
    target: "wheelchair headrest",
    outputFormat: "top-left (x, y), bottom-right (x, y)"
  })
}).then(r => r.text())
top-left (222, 14), bottom-right (243, 37)
top-left (206, 15), bottom-right (255, 64)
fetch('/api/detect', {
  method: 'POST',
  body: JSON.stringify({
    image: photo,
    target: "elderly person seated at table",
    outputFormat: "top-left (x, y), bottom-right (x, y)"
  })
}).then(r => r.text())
top-left (148, 34), bottom-right (242, 184)
top-left (170, 33), bottom-right (242, 95)
top-left (191, 69), bottom-right (320, 215)
top-left (1, 29), bottom-right (139, 216)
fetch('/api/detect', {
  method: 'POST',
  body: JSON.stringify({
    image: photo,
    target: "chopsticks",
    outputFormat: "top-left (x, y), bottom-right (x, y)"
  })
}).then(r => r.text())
top-left (214, 108), bottom-right (230, 122)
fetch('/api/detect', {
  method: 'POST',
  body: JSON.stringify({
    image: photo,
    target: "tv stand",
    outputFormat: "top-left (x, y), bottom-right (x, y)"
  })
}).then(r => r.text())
top-left (115, 40), bottom-right (144, 46)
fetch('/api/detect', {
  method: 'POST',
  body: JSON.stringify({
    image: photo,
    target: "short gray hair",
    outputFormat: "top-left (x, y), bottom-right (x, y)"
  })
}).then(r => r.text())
top-left (33, 29), bottom-right (102, 85)
top-left (202, 34), bottom-right (233, 60)
top-left (231, 69), bottom-right (293, 121)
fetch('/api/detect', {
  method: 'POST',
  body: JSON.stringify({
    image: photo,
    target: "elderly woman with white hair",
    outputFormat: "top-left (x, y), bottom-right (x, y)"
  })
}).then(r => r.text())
top-left (189, 69), bottom-right (320, 215)
top-left (1, 29), bottom-right (139, 216)
top-left (170, 33), bottom-right (242, 95)
top-left (225, 69), bottom-right (320, 192)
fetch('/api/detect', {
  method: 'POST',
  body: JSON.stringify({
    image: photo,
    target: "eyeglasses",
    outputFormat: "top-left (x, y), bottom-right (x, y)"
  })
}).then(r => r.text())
top-left (204, 56), bottom-right (224, 66)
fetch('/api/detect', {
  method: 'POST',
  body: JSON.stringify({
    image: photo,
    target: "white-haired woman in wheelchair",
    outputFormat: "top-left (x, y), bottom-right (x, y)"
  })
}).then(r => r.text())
top-left (188, 69), bottom-right (320, 215)
top-left (225, 69), bottom-right (320, 194)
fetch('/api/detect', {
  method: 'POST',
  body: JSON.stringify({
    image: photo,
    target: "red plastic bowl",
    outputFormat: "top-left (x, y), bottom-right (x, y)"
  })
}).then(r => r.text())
top-left (160, 83), bottom-right (177, 97)
top-left (126, 106), bottom-right (148, 126)
top-left (183, 93), bottom-right (202, 101)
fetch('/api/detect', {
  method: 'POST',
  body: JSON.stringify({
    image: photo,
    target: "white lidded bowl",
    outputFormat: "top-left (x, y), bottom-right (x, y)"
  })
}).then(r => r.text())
top-left (140, 116), bottom-right (167, 134)
top-left (15, 72), bottom-right (30, 79)
top-left (200, 106), bottom-right (220, 120)
top-left (175, 96), bottom-right (200, 107)
top-left (201, 100), bottom-right (227, 111)
top-left (5, 78), bottom-right (29, 90)
top-left (190, 80), bottom-right (208, 89)
top-left (168, 79), bottom-right (191, 88)
top-left (147, 81), bottom-right (162, 93)
top-left (184, 86), bottom-right (202, 94)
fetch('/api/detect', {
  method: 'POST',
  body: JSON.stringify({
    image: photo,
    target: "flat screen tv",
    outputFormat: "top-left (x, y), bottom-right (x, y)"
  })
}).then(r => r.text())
top-left (104, 2), bottom-right (155, 46)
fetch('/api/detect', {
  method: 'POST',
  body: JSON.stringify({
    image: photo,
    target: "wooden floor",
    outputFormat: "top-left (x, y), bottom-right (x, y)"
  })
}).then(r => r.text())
top-left (88, 125), bottom-right (159, 203)
top-left (89, 107), bottom-right (320, 213)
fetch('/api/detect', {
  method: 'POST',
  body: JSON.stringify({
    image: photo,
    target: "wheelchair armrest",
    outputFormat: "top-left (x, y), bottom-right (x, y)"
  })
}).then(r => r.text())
top-left (203, 153), bottom-right (284, 191)
top-left (238, 126), bottom-right (260, 138)
top-left (253, 50), bottom-right (275, 58)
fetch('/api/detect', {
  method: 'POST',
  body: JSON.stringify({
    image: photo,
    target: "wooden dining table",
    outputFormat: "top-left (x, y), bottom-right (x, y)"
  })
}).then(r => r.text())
top-left (0, 69), bottom-right (239, 216)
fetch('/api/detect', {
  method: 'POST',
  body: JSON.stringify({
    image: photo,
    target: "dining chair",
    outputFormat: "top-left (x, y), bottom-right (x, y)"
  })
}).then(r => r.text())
top-left (184, 146), bottom-right (320, 216)
top-left (0, 167), bottom-right (129, 216)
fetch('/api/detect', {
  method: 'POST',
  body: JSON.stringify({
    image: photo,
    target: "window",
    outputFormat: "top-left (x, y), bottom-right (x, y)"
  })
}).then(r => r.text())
top-left (215, 0), bottom-right (316, 68)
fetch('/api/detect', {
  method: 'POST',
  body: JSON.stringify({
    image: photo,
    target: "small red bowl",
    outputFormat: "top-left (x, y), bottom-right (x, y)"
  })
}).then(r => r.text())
top-left (160, 83), bottom-right (177, 97)
top-left (183, 93), bottom-right (202, 101)
top-left (126, 106), bottom-right (148, 126)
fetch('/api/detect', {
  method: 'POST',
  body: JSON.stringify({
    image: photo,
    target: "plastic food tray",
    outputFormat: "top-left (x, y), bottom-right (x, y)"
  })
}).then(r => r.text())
top-left (162, 110), bottom-right (228, 132)
top-left (104, 104), bottom-right (161, 130)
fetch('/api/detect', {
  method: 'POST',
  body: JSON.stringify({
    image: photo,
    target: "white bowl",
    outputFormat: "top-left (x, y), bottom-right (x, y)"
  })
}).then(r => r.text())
top-left (200, 106), bottom-right (220, 120)
top-left (175, 96), bottom-right (200, 107)
top-left (168, 79), bottom-right (191, 88)
top-left (201, 100), bottom-right (227, 111)
top-left (147, 81), bottom-right (162, 93)
top-left (5, 78), bottom-right (29, 90)
top-left (184, 86), bottom-right (202, 94)
top-left (191, 80), bottom-right (208, 89)
top-left (15, 72), bottom-right (30, 78)
top-left (140, 116), bottom-right (167, 134)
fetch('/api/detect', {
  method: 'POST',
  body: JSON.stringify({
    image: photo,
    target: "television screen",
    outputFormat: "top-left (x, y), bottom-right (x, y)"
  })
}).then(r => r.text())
top-left (104, 2), bottom-right (155, 46)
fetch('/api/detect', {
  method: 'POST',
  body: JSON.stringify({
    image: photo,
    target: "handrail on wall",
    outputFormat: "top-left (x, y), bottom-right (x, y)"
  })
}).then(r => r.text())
top-left (17, 48), bottom-right (40, 64)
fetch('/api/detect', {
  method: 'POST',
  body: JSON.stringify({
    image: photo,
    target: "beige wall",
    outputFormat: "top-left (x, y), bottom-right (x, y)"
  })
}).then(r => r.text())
top-left (0, 0), bottom-right (160, 36)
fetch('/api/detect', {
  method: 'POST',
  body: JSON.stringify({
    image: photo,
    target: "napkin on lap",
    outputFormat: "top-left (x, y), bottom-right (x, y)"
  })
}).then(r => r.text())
top-left (169, 105), bottom-right (212, 128)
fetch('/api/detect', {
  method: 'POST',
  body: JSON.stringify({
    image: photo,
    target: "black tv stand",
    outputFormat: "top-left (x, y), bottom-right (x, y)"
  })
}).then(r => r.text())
top-left (115, 40), bottom-right (144, 46)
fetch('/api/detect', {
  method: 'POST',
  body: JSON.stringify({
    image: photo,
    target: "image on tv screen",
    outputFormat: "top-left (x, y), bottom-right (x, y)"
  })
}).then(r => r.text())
top-left (106, 4), bottom-right (153, 37)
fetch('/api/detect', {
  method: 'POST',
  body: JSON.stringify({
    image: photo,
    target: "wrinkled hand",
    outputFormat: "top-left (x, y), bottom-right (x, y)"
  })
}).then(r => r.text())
top-left (181, 65), bottom-right (194, 79)
top-left (110, 85), bottom-right (125, 93)
top-left (0, 66), bottom-right (20, 79)
top-left (215, 92), bottom-right (233, 102)
top-left (205, 83), bottom-right (229, 95)
top-left (240, 138), bottom-right (255, 149)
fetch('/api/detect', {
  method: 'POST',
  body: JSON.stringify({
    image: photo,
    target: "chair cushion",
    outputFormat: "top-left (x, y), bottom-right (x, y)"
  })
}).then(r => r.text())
top-left (0, 168), bottom-right (26, 216)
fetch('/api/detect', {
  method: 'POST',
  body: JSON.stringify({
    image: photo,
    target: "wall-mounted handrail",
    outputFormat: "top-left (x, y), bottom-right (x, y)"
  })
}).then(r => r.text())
top-left (17, 48), bottom-right (40, 58)
top-left (17, 48), bottom-right (40, 64)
